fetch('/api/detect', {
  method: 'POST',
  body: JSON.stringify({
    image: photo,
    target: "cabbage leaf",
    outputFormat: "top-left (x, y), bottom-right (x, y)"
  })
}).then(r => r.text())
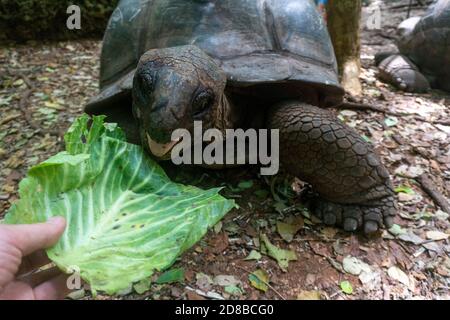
top-left (5, 115), bottom-right (235, 295)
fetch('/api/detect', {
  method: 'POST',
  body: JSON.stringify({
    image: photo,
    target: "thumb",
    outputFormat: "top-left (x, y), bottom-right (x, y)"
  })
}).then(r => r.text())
top-left (4, 217), bottom-right (66, 256)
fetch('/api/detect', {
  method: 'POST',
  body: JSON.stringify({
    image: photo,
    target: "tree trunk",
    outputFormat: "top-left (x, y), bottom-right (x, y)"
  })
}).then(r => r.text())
top-left (325, 0), bottom-right (363, 96)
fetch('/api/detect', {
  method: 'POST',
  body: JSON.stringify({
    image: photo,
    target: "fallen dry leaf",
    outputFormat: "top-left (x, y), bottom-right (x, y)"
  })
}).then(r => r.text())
top-left (387, 266), bottom-right (410, 287)
top-left (426, 231), bottom-right (449, 241)
top-left (297, 290), bottom-right (322, 300)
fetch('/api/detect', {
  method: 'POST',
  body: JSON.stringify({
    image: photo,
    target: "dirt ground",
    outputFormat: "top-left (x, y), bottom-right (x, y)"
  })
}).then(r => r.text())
top-left (0, 0), bottom-right (449, 300)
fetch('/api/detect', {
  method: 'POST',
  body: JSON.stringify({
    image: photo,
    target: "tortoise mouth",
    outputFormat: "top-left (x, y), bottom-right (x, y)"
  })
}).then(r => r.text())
top-left (146, 133), bottom-right (180, 160)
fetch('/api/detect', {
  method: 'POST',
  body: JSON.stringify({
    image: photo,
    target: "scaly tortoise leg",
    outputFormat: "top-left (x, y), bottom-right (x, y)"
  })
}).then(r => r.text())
top-left (377, 54), bottom-right (430, 93)
top-left (268, 101), bottom-right (397, 234)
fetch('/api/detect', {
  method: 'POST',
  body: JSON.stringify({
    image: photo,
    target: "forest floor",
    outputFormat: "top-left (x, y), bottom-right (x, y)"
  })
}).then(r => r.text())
top-left (0, 0), bottom-right (449, 300)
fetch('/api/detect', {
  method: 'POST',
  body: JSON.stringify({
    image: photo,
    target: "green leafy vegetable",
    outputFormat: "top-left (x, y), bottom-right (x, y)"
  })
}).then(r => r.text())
top-left (133, 278), bottom-right (151, 295)
top-left (5, 115), bottom-right (235, 295)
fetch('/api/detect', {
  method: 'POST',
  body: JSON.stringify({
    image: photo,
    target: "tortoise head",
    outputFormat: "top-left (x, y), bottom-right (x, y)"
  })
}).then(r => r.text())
top-left (132, 45), bottom-right (227, 159)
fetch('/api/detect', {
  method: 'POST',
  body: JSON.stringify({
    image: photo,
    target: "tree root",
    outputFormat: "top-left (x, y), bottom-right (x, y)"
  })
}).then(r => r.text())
top-left (416, 174), bottom-right (450, 214)
top-left (333, 101), bottom-right (450, 126)
top-left (15, 71), bottom-right (62, 137)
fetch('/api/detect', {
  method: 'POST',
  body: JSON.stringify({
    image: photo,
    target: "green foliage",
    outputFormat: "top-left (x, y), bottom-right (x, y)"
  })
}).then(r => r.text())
top-left (0, 0), bottom-right (119, 41)
top-left (156, 268), bottom-right (185, 284)
top-left (5, 115), bottom-right (236, 295)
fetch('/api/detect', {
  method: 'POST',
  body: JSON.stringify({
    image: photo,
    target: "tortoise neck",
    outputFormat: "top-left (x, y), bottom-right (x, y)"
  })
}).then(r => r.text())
top-left (215, 93), bottom-right (235, 132)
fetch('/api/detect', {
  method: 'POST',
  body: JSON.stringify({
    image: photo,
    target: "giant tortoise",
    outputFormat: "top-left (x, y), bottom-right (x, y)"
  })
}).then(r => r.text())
top-left (86, 0), bottom-right (397, 234)
top-left (377, 0), bottom-right (450, 93)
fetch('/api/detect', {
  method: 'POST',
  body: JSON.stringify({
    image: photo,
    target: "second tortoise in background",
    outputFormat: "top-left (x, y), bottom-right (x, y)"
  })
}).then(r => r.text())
top-left (376, 0), bottom-right (450, 93)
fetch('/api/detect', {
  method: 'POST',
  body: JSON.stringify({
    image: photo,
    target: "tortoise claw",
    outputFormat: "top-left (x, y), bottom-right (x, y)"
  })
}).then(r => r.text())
top-left (344, 218), bottom-right (359, 232)
top-left (313, 196), bottom-right (397, 234)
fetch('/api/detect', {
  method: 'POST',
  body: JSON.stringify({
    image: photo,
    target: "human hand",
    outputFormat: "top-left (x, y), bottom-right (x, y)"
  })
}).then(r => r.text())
top-left (0, 217), bottom-right (71, 300)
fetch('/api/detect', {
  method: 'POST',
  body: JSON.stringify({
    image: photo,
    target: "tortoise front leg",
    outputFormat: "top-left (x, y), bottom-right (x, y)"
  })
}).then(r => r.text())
top-left (377, 54), bottom-right (430, 93)
top-left (268, 101), bottom-right (397, 234)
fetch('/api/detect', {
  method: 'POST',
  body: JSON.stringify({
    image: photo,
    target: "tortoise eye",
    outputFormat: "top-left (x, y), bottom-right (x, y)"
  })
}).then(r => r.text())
top-left (193, 89), bottom-right (214, 117)
top-left (138, 70), bottom-right (154, 91)
top-left (134, 106), bottom-right (142, 120)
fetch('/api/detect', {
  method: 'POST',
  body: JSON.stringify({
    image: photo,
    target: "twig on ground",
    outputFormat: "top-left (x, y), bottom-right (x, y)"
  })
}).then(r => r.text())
top-left (375, 31), bottom-right (397, 40)
top-left (19, 88), bottom-right (40, 131)
top-left (389, 0), bottom-right (432, 10)
top-left (335, 101), bottom-right (388, 113)
top-left (333, 101), bottom-right (450, 126)
top-left (293, 238), bottom-right (348, 243)
top-left (416, 175), bottom-right (450, 214)
top-left (232, 264), bottom-right (286, 300)
top-left (15, 71), bottom-right (62, 137)
top-left (0, 113), bottom-right (21, 126)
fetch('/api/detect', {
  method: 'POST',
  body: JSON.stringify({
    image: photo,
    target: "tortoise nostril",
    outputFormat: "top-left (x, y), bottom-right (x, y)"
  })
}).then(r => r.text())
top-left (134, 107), bottom-right (142, 120)
top-left (170, 108), bottom-right (181, 122)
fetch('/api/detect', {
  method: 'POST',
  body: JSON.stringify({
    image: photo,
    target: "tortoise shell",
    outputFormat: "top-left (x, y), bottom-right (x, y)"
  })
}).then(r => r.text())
top-left (397, 0), bottom-right (450, 90)
top-left (86, 0), bottom-right (344, 112)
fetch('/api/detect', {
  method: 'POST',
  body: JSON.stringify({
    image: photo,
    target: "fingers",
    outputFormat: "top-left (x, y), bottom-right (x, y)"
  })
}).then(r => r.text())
top-left (0, 281), bottom-right (35, 300)
top-left (0, 217), bottom-right (70, 300)
top-left (1, 271), bottom-right (72, 300)
top-left (1, 275), bottom-right (72, 300)
top-left (18, 250), bottom-right (51, 276)
top-left (20, 266), bottom-right (61, 288)
top-left (33, 274), bottom-right (71, 300)
top-left (4, 217), bottom-right (66, 256)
